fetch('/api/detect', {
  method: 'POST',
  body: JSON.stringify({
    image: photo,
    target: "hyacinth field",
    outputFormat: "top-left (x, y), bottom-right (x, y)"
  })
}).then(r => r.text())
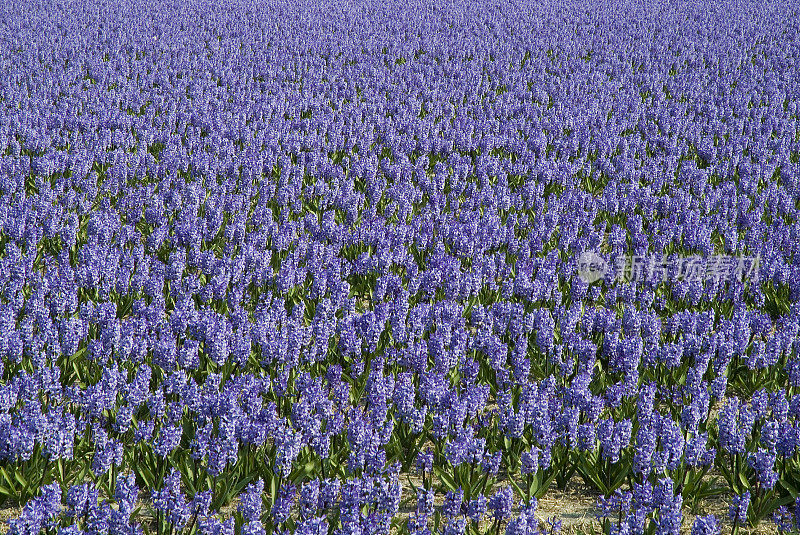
top-left (1, 0), bottom-right (800, 534)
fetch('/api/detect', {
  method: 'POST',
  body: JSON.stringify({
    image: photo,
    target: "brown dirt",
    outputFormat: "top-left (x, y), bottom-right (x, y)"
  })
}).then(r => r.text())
top-left (0, 507), bottom-right (19, 535)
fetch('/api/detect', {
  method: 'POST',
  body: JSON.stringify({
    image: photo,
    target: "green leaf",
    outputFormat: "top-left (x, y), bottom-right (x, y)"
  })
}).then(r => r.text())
top-left (405, 474), bottom-right (419, 495)
top-left (434, 466), bottom-right (459, 493)
top-left (758, 494), bottom-right (794, 520)
top-left (577, 462), bottom-right (606, 494)
top-left (717, 463), bottom-right (733, 487)
top-left (140, 464), bottom-right (154, 485)
top-left (737, 471), bottom-right (750, 492)
top-left (13, 470), bottom-right (27, 488)
top-left (185, 476), bottom-right (197, 496)
top-left (780, 479), bottom-right (799, 498)
top-left (219, 479), bottom-right (232, 503)
top-left (57, 459), bottom-right (66, 483)
top-left (231, 473), bottom-right (256, 497)
top-left (183, 457), bottom-right (195, 481)
top-left (610, 464), bottom-right (630, 491)
top-left (508, 478), bottom-right (525, 499)
top-left (270, 471), bottom-right (279, 506)
top-left (0, 466), bottom-right (15, 489)
top-left (535, 470), bottom-right (559, 499)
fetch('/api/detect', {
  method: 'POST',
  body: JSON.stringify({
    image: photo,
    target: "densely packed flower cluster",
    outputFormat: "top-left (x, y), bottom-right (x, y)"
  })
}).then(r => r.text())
top-left (1, 0), bottom-right (800, 533)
